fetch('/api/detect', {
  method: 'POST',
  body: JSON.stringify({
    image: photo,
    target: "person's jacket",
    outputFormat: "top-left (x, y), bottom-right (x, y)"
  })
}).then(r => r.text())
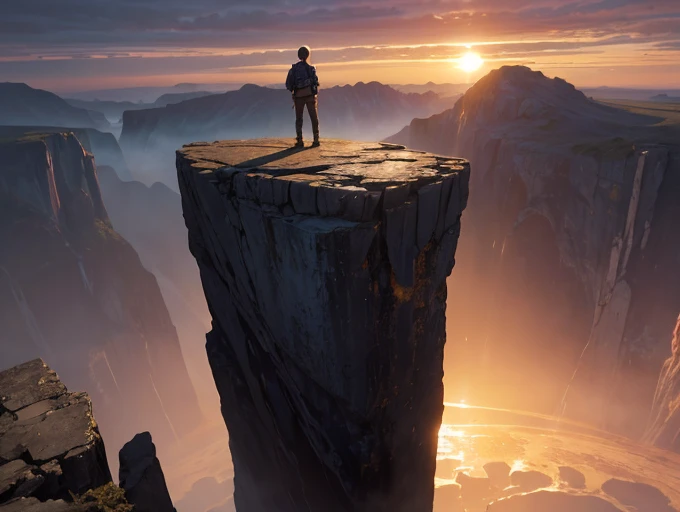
top-left (286, 62), bottom-right (319, 93)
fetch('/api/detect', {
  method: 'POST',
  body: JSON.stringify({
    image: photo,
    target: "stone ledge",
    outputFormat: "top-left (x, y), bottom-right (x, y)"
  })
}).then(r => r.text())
top-left (177, 138), bottom-right (470, 224)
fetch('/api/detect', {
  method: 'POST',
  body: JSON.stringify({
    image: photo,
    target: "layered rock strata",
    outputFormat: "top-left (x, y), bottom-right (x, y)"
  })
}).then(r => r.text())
top-left (178, 139), bottom-right (469, 511)
top-left (0, 132), bottom-right (201, 450)
top-left (0, 360), bottom-right (111, 504)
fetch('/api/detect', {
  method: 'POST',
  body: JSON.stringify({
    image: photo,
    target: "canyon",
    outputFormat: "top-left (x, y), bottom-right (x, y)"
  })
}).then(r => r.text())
top-left (2, 64), bottom-right (680, 511)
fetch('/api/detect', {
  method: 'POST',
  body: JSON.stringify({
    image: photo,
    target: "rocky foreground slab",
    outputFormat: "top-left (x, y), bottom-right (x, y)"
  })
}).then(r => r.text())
top-left (178, 138), bottom-right (470, 511)
top-left (0, 360), bottom-right (111, 505)
top-left (0, 360), bottom-right (175, 511)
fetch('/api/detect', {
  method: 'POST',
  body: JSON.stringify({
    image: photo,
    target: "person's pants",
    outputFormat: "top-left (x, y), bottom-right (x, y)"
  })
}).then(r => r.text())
top-left (294, 95), bottom-right (319, 141)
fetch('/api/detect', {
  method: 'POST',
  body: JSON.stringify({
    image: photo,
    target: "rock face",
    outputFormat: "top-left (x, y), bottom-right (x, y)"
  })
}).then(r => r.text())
top-left (646, 314), bottom-right (680, 452)
top-left (178, 139), bottom-right (469, 511)
top-left (0, 131), bottom-right (202, 450)
top-left (389, 66), bottom-right (680, 435)
top-left (0, 360), bottom-right (111, 503)
top-left (118, 432), bottom-right (174, 512)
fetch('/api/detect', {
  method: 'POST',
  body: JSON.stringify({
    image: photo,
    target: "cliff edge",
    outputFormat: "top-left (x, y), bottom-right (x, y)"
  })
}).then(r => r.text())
top-left (178, 139), bottom-right (469, 511)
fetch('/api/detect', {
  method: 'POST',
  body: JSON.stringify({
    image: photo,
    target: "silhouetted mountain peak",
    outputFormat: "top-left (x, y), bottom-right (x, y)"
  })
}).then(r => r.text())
top-left (239, 83), bottom-right (266, 92)
top-left (460, 66), bottom-right (588, 118)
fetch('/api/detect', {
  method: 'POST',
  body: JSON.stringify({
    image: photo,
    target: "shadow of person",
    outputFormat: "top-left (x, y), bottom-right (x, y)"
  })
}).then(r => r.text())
top-left (235, 146), bottom-right (310, 169)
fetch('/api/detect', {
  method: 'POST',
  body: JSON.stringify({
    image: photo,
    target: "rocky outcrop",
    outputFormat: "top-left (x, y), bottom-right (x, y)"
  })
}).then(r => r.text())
top-left (0, 360), bottom-right (111, 503)
top-left (120, 82), bottom-right (455, 187)
top-left (118, 433), bottom-right (174, 512)
top-left (388, 66), bottom-right (680, 435)
top-left (0, 132), bottom-right (202, 451)
top-left (645, 314), bottom-right (680, 452)
top-left (178, 139), bottom-right (469, 511)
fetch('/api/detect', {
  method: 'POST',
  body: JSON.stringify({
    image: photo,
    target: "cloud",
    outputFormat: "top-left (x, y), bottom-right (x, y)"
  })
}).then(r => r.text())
top-left (2, 0), bottom-right (679, 51)
top-left (1, 0), bottom-right (680, 89)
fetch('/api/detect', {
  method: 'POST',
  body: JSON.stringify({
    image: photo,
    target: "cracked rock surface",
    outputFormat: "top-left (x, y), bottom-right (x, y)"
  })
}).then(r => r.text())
top-left (178, 138), bottom-right (470, 511)
top-left (0, 359), bottom-right (111, 505)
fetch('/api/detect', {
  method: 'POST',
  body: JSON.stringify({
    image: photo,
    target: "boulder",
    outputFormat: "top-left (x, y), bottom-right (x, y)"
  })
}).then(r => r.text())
top-left (509, 470), bottom-right (553, 492)
top-left (487, 490), bottom-right (624, 512)
top-left (483, 461), bottom-right (512, 489)
top-left (601, 478), bottom-right (674, 512)
top-left (455, 473), bottom-right (492, 503)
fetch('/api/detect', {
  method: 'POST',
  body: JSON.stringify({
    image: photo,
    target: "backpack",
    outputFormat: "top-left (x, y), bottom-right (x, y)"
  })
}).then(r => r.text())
top-left (292, 63), bottom-right (318, 96)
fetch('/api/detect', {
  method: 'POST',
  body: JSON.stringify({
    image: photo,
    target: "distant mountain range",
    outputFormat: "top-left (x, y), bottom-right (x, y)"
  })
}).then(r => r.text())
top-left (390, 81), bottom-right (470, 98)
top-left (119, 81), bottom-right (458, 186)
top-left (121, 82), bottom-right (454, 145)
top-left (650, 93), bottom-right (680, 103)
top-left (581, 86), bottom-right (680, 101)
top-left (64, 82), bottom-right (243, 103)
top-left (0, 82), bottom-right (109, 131)
top-left (66, 91), bottom-right (218, 123)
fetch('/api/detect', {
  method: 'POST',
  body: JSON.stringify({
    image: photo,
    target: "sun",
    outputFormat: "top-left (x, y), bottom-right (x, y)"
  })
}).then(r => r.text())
top-left (458, 51), bottom-right (484, 73)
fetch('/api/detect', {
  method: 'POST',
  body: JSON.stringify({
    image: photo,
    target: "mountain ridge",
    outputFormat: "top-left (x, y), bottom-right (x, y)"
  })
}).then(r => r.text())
top-left (0, 82), bottom-right (110, 131)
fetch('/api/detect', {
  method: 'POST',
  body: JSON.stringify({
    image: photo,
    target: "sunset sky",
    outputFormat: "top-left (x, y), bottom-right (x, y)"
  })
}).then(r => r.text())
top-left (2, 0), bottom-right (680, 92)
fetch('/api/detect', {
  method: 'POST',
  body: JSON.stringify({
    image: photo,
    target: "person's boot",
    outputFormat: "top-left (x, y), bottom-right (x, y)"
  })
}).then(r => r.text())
top-left (311, 135), bottom-right (320, 147)
top-left (294, 133), bottom-right (304, 148)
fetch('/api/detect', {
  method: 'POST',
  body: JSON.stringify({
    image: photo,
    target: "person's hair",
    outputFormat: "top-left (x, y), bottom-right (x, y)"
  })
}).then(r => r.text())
top-left (298, 46), bottom-right (311, 61)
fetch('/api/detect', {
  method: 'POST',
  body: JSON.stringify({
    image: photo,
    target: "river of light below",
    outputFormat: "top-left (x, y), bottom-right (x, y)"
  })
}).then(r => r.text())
top-left (435, 403), bottom-right (680, 511)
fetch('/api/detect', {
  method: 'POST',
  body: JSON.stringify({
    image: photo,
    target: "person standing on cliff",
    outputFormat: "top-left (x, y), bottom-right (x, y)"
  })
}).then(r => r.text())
top-left (286, 46), bottom-right (320, 148)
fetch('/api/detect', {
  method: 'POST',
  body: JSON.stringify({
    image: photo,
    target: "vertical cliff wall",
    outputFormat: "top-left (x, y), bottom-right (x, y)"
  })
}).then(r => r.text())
top-left (0, 132), bottom-right (202, 451)
top-left (178, 139), bottom-right (469, 511)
